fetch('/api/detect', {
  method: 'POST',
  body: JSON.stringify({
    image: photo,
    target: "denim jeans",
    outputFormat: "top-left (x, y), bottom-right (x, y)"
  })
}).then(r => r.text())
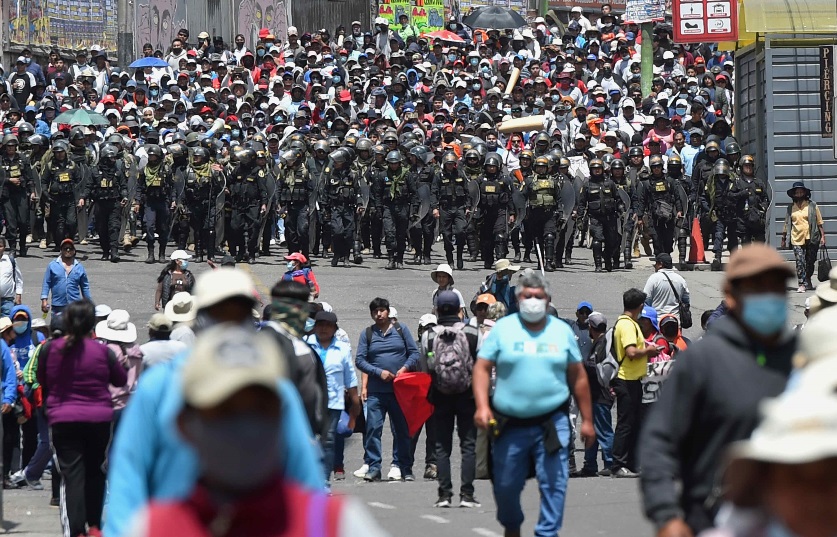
top-left (24, 407), bottom-right (51, 480)
top-left (276, 216), bottom-right (285, 237)
top-left (492, 411), bottom-right (570, 536)
top-left (583, 402), bottom-right (614, 472)
top-left (365, 392), bottom-right (412, 476)
top-left (321, 409), bottom-right (342, 482)
top-left (0, 297), bottom-right (13, 318)
top-left (434, 392), bottom-right (476, 499)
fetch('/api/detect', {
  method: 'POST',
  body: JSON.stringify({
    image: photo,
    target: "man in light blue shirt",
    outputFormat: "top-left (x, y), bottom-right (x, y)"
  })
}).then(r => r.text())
top-left (681, 128), bottom-right (704, 179)
top-left (306, 311), bottom-right (360, 484)
top-left (473, 271), bottom-right (593, 537)
top-left (40, 239), bottom-right (91, 316)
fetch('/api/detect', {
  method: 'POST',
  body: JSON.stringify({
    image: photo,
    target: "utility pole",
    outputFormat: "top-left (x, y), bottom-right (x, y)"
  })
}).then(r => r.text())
top-left (117, 0), bottom-right (134, 68)
top-left (640, 22), bottom-right (653, 97)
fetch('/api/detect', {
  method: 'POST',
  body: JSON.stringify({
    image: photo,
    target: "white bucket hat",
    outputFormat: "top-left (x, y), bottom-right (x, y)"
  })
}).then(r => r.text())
top-left (494, 258), bottom-right (521, 274)
top-left (170, 249), bottom-right (192, 261)
top-left (431, 263), bottom-right (454, 284)
top-left (164, 291), bottom-right (196, 323)
top-left (95, 309), bottom-right (137, 343)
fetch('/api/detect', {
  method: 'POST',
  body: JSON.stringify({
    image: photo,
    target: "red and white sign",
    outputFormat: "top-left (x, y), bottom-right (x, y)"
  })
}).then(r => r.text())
top-left (673, 0), bottom-right (738, 43)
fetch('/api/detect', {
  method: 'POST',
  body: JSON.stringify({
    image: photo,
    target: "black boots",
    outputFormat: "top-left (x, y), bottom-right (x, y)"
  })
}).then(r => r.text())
top-left (145, 245), bottom-right (155, 264)
top-left (386, 255), bottom-right (396, 270)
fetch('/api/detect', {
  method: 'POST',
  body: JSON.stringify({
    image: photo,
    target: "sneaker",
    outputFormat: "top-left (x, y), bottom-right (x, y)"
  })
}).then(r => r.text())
top-left (387, 465), bottom-right (402, 481)
top-left (363, 470), bottom-right (382, 482)
top-left (423, 464), bottom-right (438, 480)
top-left (612, 467), bottom-right (640, 478)
top-left (352, 464), bottom-right (369, 478)
top-left (334, 470), bottom-right (346, 481)
top-left (39, 239), bottom-right (47, 249)
top-left (88, 527), bottom-right (103, 537)
top-left (270, 238), bottom-right (277, 245)
top-left (571, 468), bottom-right (598, 478)
top-left (798, 284), bottom-right (806, 293)
top-left (80, 239), bottom-right (88, 245)
top-left (27, 479), bottom-right (44, 490)
top-left (598, 467), bottom-right (612, 477)
top-left (434, 496), bottom-right (452, 508)
top-left (49, 497), bottom-right (59, 508)
top-left (403, 473), bottom-right (415, 482)
top-left (25, 234), bottom-right (32, 243)
top-left (459, 495), bottom-right (481, 508)
top-left (279, 234), bottom-right (286, 245)
top-left (8, 470), bottom-right (25, 487)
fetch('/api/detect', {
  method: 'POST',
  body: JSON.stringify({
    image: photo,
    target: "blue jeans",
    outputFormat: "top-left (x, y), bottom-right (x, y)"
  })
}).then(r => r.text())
top-left (365, 392), bottom-right (412, 476)
top-left (0, 297), bottom-right (13, 317)
top-left (321, 409), bottom-right (341, 482)
top-left (492, 411), bottom-right (570, 536)
top-left (24, 407), bottom-right (51, 480)
top-left (583, 402), bottom-right (614, 472)
top-left (276, 216), bottom-right (285, 237)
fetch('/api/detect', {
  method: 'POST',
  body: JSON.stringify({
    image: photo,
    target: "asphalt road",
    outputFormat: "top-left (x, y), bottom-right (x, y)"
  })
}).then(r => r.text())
top-left (1, 238), bottom-right (809, 536)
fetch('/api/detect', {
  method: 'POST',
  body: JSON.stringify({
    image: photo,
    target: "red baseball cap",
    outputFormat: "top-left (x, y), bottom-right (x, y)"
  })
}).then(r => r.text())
top-left (284, 252), bottom-right (308, 263)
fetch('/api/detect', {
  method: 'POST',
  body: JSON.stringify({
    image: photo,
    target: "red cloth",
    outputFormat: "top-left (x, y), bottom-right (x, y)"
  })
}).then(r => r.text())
top-left (393, 372), bottom-right (434, 437)
top-left (140, 479), bottom-right (342, 537)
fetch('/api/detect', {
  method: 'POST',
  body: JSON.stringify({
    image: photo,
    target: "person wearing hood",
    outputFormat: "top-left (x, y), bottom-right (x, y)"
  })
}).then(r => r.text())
top-left (0, 237), bottom-right (22, 318)
top-left (96, 310), bottom-right (144, 430)
top-left (640, 244), bottom-right (797, 537)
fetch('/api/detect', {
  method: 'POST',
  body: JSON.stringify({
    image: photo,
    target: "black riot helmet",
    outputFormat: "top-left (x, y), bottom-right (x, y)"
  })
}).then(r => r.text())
top-left (484, 153), bottom-right (501, 172)
top-left (442, 151), bottom-right (458, 170)
top-left (534, 156), bottom-right (550, 174)
top-left (628, 146), bottom-right (644, 159)
top-left (192, 146), bottom-right (210, 165)
top-left (386, 150), bottom-right (402, 165)
top-left (713, 158), bottom-right (731, 177)
top-left (145, 144), bottom-right (163, 163)
top-left (99, 143), bottom-right (119, 161)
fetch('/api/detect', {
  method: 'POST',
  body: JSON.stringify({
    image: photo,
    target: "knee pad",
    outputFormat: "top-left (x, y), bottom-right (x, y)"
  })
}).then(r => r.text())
top-left (495, 233), bottom-right (505, 243)
top-left (545, 234), bottom-right (556, 243)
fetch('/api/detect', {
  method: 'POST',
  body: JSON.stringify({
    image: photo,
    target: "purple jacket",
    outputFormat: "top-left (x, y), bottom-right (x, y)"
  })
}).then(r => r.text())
top-left (36, 337), bottom-right (127, 424)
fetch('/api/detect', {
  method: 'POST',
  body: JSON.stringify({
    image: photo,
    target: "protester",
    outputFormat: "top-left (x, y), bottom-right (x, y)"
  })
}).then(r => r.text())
top-left (281, 252), bottom-right (320, 299)
top-left (140, 313), bottom-right (187, 367)
top-left (128, 325), bottom-right (390, 537)
top-left (641, 243), bottom-right (797, 537)
top-left (781, 181), bottom-right (825, 292)
top-left (40, 239), bottom-right (91, 316)
top-left (36, 299), bottom-right (127, 537)
top-left (0, 238), bottom-right (22, 317)
top-left (474, 270), bottom-right (594, 537)
top-left (430, 263), bottom-right (466, 318)
top-left (579, 311), bottom-right (614, 477)
top-left (0, 317), bottom-right (19, 488)
top-left (643, 253), bottom-right (690, 321)
top-left (154, 250), bottom-right (195, 311)
top-left (164, 291), bottom-right (197, 345)
top-left (355, 297), bottom-right (420, 482)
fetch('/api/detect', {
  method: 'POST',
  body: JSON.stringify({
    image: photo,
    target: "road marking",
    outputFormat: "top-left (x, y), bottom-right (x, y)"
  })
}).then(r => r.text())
top-left (238, 264), bottom-right (271, 305)
top-left (367, 502), bottom-right (396, 510)
top-left (472, 528), bottom-right (502, 537)
top-left (421, 515), bottom-right (450, 524)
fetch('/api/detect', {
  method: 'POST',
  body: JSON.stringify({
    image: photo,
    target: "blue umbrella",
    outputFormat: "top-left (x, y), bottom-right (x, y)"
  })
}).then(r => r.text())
top-left (128, 57), bottom-right (169, 69)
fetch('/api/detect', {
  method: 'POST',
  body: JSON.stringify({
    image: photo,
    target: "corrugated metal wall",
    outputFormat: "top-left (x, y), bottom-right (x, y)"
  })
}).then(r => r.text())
top-left (291, 0), bottom-right (372, 36)
top-left (763, 43), bottom-right (837, 248)
top-left (187, 0), bottom-right (234, 42)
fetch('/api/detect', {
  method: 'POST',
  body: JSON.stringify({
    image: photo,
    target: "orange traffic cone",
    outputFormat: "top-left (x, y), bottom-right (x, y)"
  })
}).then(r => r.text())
top-left (689, 217), bottom-right (705, 264)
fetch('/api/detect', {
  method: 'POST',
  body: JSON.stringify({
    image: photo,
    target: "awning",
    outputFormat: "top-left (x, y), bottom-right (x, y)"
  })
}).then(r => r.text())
top-left (742, 0), bottom-right (837, 33)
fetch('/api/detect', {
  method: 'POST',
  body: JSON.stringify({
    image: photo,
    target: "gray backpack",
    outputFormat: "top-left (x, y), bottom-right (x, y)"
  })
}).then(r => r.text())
top-left (430, 323), bottom-right (473, 394)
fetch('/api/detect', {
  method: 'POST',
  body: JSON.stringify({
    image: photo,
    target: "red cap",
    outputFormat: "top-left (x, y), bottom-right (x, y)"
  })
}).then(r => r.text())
top-left (227, 115), bottom-right (238, 122)
top-left (101, 95), bottom-right (115, 104)
top-left (338, 89), bottom-right (351, 101)
top-left (695, 56), bottom-right (705, 64)
top-left (186, 50), bottom-right (197, 57)
top-left (60, 238), bottom-right (75, 249)
top-left (443, 124), bottom-right (454, 132)
top-left (259, 28), bottom-right (270, 39)
top-left (200, 106), bottom-right (212, 113)
top-left (284, 252), bottom-right (308, 263)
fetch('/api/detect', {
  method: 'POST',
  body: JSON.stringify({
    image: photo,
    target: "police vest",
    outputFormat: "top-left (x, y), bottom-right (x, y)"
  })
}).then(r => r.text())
top-left (48, 161), bottom-right (76, 196)
top-left (529, 175), bottom-right (556, 208)
top-left (328, 170), bottom-right (355, 204)
top-left (587, 180), bottom-right (616, 214)
top-left (93, 166), bottom-right (121, 199)
top-left (480, 178), bottom-right (502, 207)
top-left (283, 166), bottom-right (309, 203)
top-left (384, 169), bottom-right (410, 203)
top-left (439, 173), bottom-right (467, 204)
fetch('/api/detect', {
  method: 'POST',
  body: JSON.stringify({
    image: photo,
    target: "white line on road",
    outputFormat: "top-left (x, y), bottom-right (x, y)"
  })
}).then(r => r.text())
top-left (421, 515), bottom-right (450, 524)
top-left (472, 528), bottom-right (502, 537)
top-left (367, 502), bottom-right (396, 510)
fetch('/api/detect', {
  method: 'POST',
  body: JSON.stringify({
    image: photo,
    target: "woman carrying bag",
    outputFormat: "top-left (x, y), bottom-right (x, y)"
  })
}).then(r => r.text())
top-left (782, 181), bottom-right (826, 292)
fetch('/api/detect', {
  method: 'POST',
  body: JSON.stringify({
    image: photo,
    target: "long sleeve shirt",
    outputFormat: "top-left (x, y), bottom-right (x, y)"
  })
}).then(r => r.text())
top-left (40, 257), bottom-right (91, 305)
top-left (0, 340), bottom-right (17, 405)
top-left (0, 254), bottom-right (22, 298)
top-left (355, 322), bottom-right (419, 394)
top-left (306, 335), bottom-right (358, 410)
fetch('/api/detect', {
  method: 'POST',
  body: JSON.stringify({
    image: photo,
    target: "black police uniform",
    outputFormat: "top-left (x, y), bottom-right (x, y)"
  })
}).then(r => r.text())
top-left (476, 171), bottom-right (514, 268)
top-left (308, 155), bottom-right (331, 257)
top-left (737, 174), bottom-right (770, 245)
top-left (581, 174), bottom-right (620, 272)
top-left (374, 165), bottom-right (417, 268)
top-left (278, 161), bottom-right (313, 259)
top-left (364, 162), bottom-right (386, 258)
top-left (639, 172), bottom-right (682, 255)
top-left (432, 167), bottom-right (469, 268)
top-left (137, 160), bottom-right (174, 260)
top-left (324, 165), bottom-right (362, 265)
top-left (42, 156), bottom-right (82, 244)
top-left (182, 164), bottom-right (224, 261)
top-left (82, 159), bottom-right (128, 260)
top-left (526, 172), bottom-right (562, 270)
top-left (702, 171), bottom-right (746, 263)
top-left (461, 164), bottom-right (482, 261)
top-left (670, 171), bottom-right (696, 264)
top-left (229, 164), bottom-right (268, 262)
top-left (0, 153), bottom-right (36, 255)
top-left (409, 163), bottom-right (439, 265)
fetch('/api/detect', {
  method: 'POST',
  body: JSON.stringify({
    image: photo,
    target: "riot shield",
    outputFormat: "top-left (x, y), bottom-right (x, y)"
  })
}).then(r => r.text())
top-left (674, 182), bottom-right (690, 234)
top-left (409, 182), bottom-right (432, 230)
top-left (510, 183), bottom-right (527, 232)
top-left (466, 178), bottom-right (480, 224)
top-left (617, 188), bottom-right (632, 248)
top-left (558, 178), bottom-right (578, 254)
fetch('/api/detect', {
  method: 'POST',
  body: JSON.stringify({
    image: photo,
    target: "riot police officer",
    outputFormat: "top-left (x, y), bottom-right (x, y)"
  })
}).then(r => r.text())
top-left (476, 153), bottom-right (514, 269)
top-left (609, 158), bottom-right (632, 269)
top-left (277, 148), bottom-right (314, 259)
top-left (27, 134), bottom-right (49, 249)
top-left (182, 146), bottom-right (225, 262)
top-left (80, 143), bottom-right (128, 262)
top-left (137, 144), bottom-right (175, 263)
top-left (695, 141), bottom-right (722, 252)
top-left (702, 158), bottom-right (745, 270)
top-left (517, 150), bottom-right (535, 263)
top-left (323, 148), bottom-right (363, 267)
top-left (526, 156), bottom-right (562, 271)
top-left (42, 141), bottom-right (82, 245)
top-left (353, 138), bottom-right (376, 255)
top-left (432, 152), bottom-right (469, 269)
top-left (364, 144), bottom-right (387, 258)
top-left (229, 147), bottom-right (268, 264)
top-left (168, 142), bottom-right (190, 250)
top-left (374, 150), bottom-right (416, 270)
top-left (309, 139), bottom-right (331, 258)
top-left (737, 155), bottom-right (770, 245)
top-left (580, 159), bottom-right (619, 272)
top-left (408, 146), bottom-right (438, 265)
top-left (68, 126), bottom-right (94, 243)
top-left (640, 155), bottom-right (682, 256)
top-left (624, 145), bottom-right (650, 266)
top-left (667, 155), bottom-right (694, 265)
top-left (0, 135), bottom-right (37, 256)
top-left (460, 149), bottom-right (484, 262)
top-left (555, 157), bottom-right (578, 268)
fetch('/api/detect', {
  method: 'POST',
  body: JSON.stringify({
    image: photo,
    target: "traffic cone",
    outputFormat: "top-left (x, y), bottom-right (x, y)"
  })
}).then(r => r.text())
top-left (689, 216), bottom-right (705, 264)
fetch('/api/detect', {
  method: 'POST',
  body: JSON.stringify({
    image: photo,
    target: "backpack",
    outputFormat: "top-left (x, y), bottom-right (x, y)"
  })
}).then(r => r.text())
top-left (595, 318), bottom-right (634, 386)
top-left (429, 323), bottom-right (473, 394)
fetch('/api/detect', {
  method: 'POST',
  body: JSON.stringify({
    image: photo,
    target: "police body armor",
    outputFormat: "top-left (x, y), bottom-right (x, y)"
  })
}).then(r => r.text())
top-left (280, 164), bottom-right (310, 204)
top-left (143, 163), bottom-right (170, 201)
top-left (185, 167), bottom-right (215, 203)
top-left (46, 160), bottom-right (77, 197)
top-left (231, 167), bottom-right (262, 206)
top-left (328, 169), bottom-right (356, 207)
top-left (384, 168), bottom-right (411, 205)
top-left (1, 156), bottom-right (29, 198)
top-left (649, 176), bottom-right (675, 221)
top-left (90, 164), bottom-right (124, 200)
top-left (587, 180), bottom-right (617, 216)
top-left (528, 174), bottom-right (556, 209)
top-left (479, 176), bottom-right (505, 209)
top-left (439, 171), bottom-right (468, 208)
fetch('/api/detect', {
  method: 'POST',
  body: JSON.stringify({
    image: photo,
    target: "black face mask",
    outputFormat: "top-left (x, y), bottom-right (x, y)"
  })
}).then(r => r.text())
top-left (661, 324), bottom-right (678, 338)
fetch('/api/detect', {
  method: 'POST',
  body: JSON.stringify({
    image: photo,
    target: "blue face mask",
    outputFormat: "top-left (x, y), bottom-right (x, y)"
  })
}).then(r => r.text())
top-left (448, 55), bottom-right (456, 62)
top-left (13, 324), bottom-right (27, 335)
top-left (180, 260), bottom-right (189, 269)
top-left (304, 318), bottom-right (315, 332)
top-left (470, 58), bottom-right (479, 66)
top-left (552, 95), bottom-right (560, 103)
top-left (676, 107), bottom-right (687, 116)
top-left (533, 107), bottom-right (540, 114)
top-left (741, 293), bottom-right (787, 337)
top-left (286, 261), bottom-right (296, 271)
top-left (333, 75), bottom-right (341, 84)
top-left (232, 129), bottom-right (240, 138)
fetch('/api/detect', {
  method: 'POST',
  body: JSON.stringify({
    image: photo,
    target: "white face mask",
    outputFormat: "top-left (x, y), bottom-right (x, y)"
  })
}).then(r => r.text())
top-left (519, 297), bottom-right (547, 323)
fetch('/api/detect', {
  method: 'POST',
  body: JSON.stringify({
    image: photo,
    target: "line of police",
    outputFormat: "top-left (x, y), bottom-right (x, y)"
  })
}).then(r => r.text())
top-left (0, 125), bottom-right (770, 270)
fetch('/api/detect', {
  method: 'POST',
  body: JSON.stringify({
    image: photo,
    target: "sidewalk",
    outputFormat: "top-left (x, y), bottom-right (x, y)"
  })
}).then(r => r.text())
top-left (2, 486), bottom-right (60, 536)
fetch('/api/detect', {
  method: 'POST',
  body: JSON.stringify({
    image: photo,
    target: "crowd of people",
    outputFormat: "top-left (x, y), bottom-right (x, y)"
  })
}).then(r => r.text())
top-left (0, 7), bottom-right (833, 537)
